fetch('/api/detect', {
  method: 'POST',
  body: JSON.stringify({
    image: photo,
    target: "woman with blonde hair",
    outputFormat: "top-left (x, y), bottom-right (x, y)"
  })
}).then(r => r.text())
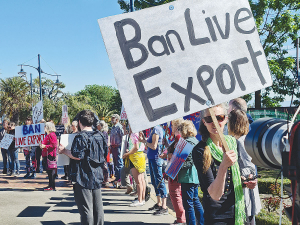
top-left (177, 120), bottom-right (204, 225)
top-left (40, 122), bottom-right (58, 191)
top-left (122, 125), bottom-right (146, 207)
top-left (228, 110), bottom-right (261, 225)
top-left (161, 118), bottom-right (186, 225)
top-left (192, 103), bottom-right (245, 225)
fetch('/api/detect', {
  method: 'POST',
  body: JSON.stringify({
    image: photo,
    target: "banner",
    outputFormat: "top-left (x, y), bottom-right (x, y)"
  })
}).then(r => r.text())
top-left (165, 137), bottom-right (194, 179)
top-left (15, 123), bottom-right (45, 147)
top-left (0, 134), bottom-right (14, 149)
top-left (98, 0), bottom-right (272, 133)
top-left (62, 105), bottom-right (68, 125)
top-left (32, 101), bottom-right (43, 124)
top-left (120, 104), bottom-right (128, 120)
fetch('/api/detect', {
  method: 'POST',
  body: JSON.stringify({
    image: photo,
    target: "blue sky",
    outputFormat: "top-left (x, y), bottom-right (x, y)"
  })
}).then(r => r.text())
top-left (0, 0), bottom-right (124, 94)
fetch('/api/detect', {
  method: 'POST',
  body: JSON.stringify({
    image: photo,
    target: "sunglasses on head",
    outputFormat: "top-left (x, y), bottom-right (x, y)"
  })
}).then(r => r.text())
top-left (203, 114), bottom-right (226, 123)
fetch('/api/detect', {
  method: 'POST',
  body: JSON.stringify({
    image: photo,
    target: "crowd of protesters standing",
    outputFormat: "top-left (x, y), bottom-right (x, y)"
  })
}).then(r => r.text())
top-left (0, 98), bottom-right (262, 225)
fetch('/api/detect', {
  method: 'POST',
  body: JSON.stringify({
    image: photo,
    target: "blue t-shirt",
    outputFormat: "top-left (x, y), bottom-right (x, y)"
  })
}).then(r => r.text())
top-left (147, 126), bottom-right (164, 159)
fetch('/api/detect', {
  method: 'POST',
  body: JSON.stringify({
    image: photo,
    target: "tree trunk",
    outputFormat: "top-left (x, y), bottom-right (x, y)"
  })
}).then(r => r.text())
top-left (255, 90), bottom-right (261, 109)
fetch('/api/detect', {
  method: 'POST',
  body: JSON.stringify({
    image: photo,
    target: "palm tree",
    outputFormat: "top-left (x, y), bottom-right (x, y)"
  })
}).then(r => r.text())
top-left (0, 77), bottom-right (31, 124)
top-left (94, 103), bottom-right (115, 124)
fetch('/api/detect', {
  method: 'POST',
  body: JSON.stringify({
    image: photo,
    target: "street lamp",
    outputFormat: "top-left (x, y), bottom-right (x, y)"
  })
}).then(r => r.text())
top-left (18, 54), bottom-right (61, 102)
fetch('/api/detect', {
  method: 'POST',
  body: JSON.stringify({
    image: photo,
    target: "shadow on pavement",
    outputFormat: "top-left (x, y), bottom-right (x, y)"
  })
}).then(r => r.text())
top-left (17, 206), bottom-right (50, 217)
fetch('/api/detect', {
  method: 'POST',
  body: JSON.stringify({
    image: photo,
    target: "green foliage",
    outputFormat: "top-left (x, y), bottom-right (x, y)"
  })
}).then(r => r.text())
top-left (75, 85), bottom-right (122, 114)
top-left (257, 168), bottom-right (290, 194)
top-left (245, 0), bottom-right (300, 107)
top-left (0, 77), bottom-right (31, 124)
top-left (256, 208), bottom-right (291, 225)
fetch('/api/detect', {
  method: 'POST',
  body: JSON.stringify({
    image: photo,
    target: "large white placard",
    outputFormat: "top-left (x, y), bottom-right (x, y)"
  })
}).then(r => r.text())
top-left (32, 101), bottom-right (43, 124)
top-left (58, 133), bottom-right (77, 166)
top-left (98, 0), bottom-right (273, 132)
top-left (0, 134), bottom-right (14, 149)
top-left (15, 123), bottom-right (45, 147)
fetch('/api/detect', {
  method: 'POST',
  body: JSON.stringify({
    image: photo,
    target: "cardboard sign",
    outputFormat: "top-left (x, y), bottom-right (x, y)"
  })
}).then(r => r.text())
top-left (165, 137), bottom-right (194, 179)
top-left (120, 104), bottom-right (128, 120)
top-left (98, 0), bottom-right (272, 133)
top-left (32, 101), bottom-right (43, 124)
top-left (15, 123), bottom-right (45, 147)
top-left (62, 105), bottom-right (68, 125)
top-left (0, 134), bottom-right (14, 149)
top-left (57, 133), bottom-right (77, 166)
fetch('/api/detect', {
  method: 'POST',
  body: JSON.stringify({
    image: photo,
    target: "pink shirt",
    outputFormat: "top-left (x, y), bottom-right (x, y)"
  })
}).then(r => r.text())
top-left (130, 133), bottom-right (144, 152)
top-left (42, 132), bottom-right (57, 157)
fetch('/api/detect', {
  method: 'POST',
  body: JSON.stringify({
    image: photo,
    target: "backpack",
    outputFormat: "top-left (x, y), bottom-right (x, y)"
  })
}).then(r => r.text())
top-left (80, 131), bottom-right (107, 167)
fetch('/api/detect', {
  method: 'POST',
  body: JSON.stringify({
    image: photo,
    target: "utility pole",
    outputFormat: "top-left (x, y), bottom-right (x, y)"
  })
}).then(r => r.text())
top-left (130, 0), bottom-right (134, 12)
top-left (297, 37), bottom-right (299, 85)
top-left (38, 54), bottom-right (42, 102)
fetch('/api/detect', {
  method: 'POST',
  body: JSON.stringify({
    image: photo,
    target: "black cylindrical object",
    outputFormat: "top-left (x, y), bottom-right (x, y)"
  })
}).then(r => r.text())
top-left (245, 118), bottom-right (291, 169)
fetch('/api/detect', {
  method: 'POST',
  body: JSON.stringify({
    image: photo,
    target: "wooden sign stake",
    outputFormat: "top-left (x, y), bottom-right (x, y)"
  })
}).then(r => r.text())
top-left (208, 108), bottom-right (230, 152)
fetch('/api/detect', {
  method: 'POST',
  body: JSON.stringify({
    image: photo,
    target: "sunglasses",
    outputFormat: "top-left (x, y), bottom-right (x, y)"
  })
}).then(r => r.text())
top-left (203, 114), bottom-right (226, 123)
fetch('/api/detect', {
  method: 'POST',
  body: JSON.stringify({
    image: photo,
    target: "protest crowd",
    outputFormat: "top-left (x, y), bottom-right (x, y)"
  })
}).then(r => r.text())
top-left (0, 97), bottom-right (262, 225)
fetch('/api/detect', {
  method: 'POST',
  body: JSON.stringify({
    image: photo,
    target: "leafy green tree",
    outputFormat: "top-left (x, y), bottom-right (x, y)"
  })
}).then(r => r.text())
top-left (76, 85), bottom-right (122, 113)
top-left (0, 77), bottom-right (31, 124)
top-left (118, 0), bottom-right (300, 108)
top-left (250, 0), bottom-right (300, 107)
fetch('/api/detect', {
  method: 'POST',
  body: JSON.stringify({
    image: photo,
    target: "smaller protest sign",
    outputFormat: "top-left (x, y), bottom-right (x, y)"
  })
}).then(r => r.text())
top-left (120, 104), bottom-right (128, 120)
top-left (0, 134), bottom-right (14, 149)
top-left (165, 137), bottom-right (194, 179)
top-left (58, 133), bottom-right (77, 166)
top-left (15, 123), bottom-right (45, 148)
top-left (32, 101), bottom-right (43, 124)
top-left (62, 105), bottom-right (69, 125)
top-left (55, 125), bottom-right (65, 137)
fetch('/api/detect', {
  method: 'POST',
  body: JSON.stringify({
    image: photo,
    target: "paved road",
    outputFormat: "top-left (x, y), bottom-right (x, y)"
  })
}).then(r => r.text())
top-left (0, 152), bottom-right (175, 225)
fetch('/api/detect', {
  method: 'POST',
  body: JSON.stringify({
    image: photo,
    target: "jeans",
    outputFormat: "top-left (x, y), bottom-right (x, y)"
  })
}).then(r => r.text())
top-left (148, 158), bottom-right (167, 198)
top-left (111, 146), bottom-right (123, 181)
top-left (1, 148), bottom-right (9, 170)
top-left (24, 147), bottom-right (36, 173)
top-left (8, 149), bottom-right (20, 174)
top-left (181, 183), bottom-right (204, 225)
top-left (169, 177), bottom-right (186, 223)
top-left (73, 183), bottom-right (104, 225)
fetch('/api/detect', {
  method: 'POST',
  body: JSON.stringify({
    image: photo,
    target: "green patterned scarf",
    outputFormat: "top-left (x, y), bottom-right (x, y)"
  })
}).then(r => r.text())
top-left (207, 135), bottom-right (245, 225)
